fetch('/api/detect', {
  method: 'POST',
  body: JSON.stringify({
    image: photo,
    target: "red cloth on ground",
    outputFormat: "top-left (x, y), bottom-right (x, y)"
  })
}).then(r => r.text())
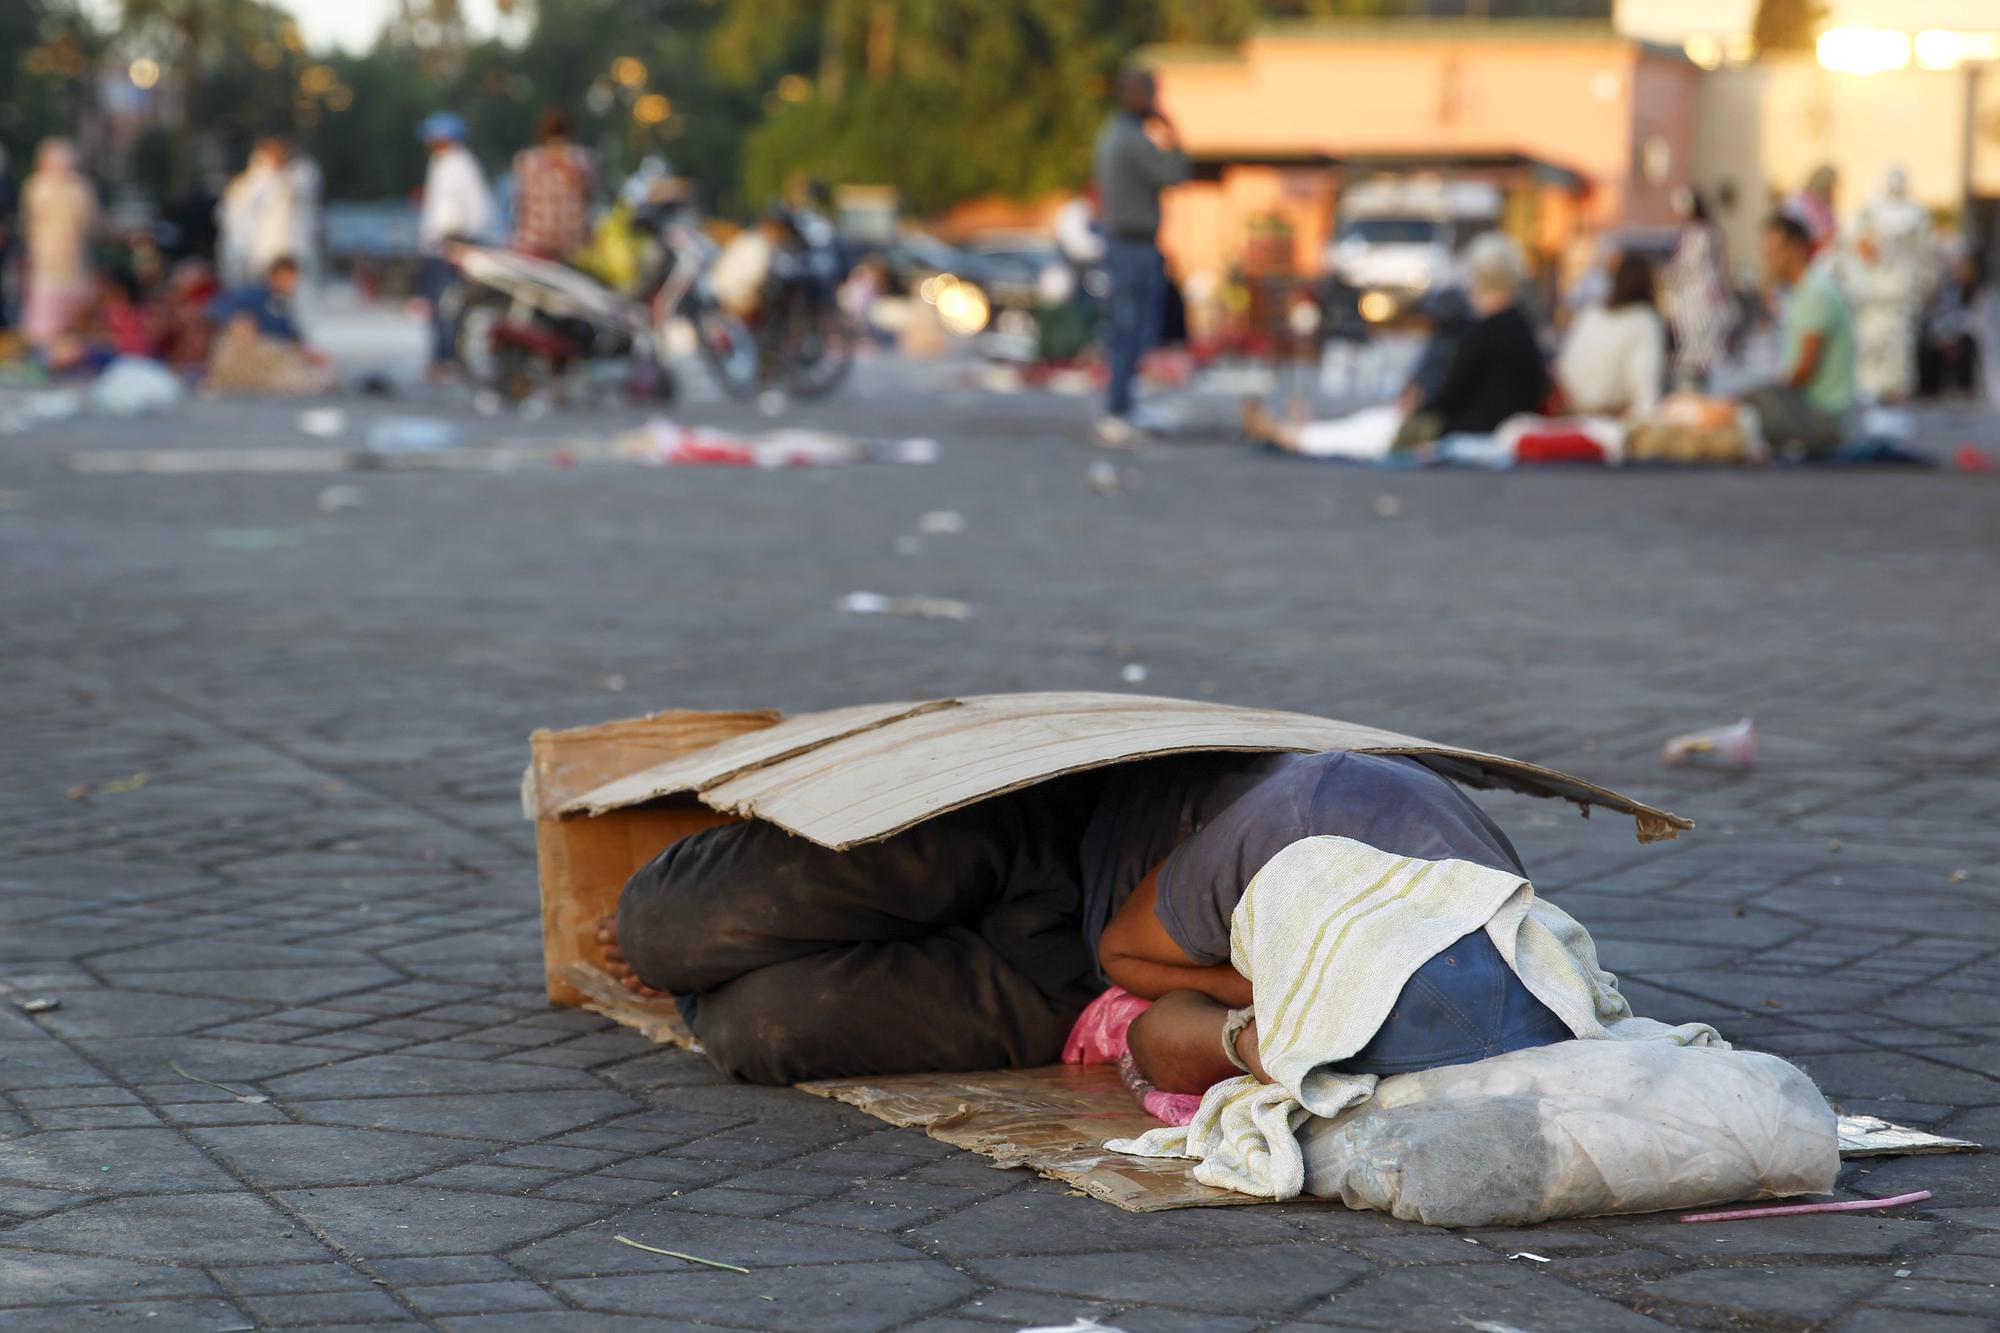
top-left (1513, 427), bottom-right (1609, 466)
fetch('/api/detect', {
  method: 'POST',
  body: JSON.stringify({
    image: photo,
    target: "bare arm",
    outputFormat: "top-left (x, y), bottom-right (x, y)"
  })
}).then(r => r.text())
top-left (1098, 867), bottom-right (1252, 1008)
top-left (1788, 331), bottom-right (1825, 390)
top-left (1127, 989), bottom-right (1272, 1094)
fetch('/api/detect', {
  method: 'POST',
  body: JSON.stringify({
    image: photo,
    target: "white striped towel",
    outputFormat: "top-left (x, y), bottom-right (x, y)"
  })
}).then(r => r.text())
top-left (1106, 835), bottom-right (1724, 1199)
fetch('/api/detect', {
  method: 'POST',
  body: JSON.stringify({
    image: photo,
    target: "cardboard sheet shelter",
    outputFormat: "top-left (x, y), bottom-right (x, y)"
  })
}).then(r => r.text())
top-left (527, 692), bottom-right (1975, 1210)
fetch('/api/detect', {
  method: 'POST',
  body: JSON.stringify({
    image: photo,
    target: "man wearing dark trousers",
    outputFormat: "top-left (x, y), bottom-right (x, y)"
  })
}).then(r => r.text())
top-left (1092, 66), bottom-right (1188, 448)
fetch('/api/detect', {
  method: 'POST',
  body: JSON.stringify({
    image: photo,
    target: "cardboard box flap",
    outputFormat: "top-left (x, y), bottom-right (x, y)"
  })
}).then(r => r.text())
top-left (561, 692), bottom-right (1690, 847)
top-left (559, 699), bottom-right (957, 817)
top-left (528, 708), bottom-right (783, 819)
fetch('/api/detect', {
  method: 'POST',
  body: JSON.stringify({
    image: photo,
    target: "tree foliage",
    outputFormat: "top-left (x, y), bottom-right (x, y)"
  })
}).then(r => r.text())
top-left (1, 1), bottom-right (107, 171)
top-left (716, 0), bottom-right (1576, 214)
top-left (17, 0), bottom-right (1629, 213)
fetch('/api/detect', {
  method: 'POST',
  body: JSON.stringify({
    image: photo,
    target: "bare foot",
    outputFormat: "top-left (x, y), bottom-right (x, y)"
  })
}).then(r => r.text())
top-left (1241, 397), bottom-right (1298, 451)
top-left (594, 914), bottom-right (668, 998)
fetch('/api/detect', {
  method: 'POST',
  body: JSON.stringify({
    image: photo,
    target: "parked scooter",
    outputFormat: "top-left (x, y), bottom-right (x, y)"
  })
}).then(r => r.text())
top-left (443, 174), bottom-right (757, 404)
top-left (753, 197), bottom-right (858, 399)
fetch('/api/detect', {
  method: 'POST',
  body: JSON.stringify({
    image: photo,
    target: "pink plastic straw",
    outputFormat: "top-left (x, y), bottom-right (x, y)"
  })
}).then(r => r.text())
top-left (1679, 1190), bottom-right (1931, 1224)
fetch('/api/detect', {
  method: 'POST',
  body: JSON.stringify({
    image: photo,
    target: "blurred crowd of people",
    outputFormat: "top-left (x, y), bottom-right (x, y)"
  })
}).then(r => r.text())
top-left (1239, 159), bottom-right (1986, 466)
top-left (0, 132), bottom-right (329, 392)
top-left (0, 104), bottom-right (607, 396)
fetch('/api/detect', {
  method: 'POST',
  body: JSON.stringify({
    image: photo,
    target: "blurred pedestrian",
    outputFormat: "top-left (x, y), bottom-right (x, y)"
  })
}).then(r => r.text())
top-left (1847, 167), bottom-right (1932, 404)
top-left (1091, 65), bottom-right (1188, 447)
top-left (1662, 186), bottom-right (1732, 389)
top-left (209, 255), bottom-right (306, 344)
top-left (0, 145), bottom-right (18, 332)
top-left (288, 150), bottom-right (323, 294)
top-left (417, 112), bottom-right (493, 379)
top-left (44, 264), bottom-right (150, 374)
top-left (1397, 232), bottom-right (1547, 445)
top-left (1556, 252), bottom-right (1666, 419)
top-left (1742, 212), bottom-right (1855, 458)
top-left (1787, 165), bottom-right (1838, 254)
top-left (1244, 235), bottom-right (1546, 458)
top-left (217, 138), bottom-right (298, 287)
top-left (166, 147), bottom-right (225, 264)
top-left (511, 107), bottom-right (593, 261)
top-left (152, 258), bottom-right (220, 370)
top-left (1919, 243), bottom-right (1982, 400)
top-left (20, 138), bottom-right (97, 349)
top-left (202, 253), bottom-right (335, 397)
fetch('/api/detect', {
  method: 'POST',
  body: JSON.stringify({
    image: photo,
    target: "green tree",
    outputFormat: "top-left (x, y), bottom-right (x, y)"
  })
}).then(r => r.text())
top-left (1, 2), bottom-right (105, 172)
top-left (114, 0), bottom-right (300, 192)
top-left (713, 0), bottom-right (1424, 215)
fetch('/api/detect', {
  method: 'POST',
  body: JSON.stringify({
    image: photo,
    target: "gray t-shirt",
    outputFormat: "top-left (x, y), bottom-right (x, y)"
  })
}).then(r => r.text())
top-left (1092, 112), bottom-right (1189, 241)
top-left (1079, 751), bottom-right (1525, 971)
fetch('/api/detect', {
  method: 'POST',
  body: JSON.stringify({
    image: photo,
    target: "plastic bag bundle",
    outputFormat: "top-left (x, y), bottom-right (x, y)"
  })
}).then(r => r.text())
top-left (1300, 1040), bottom-right (1837, 1226)
top-left (1661, 716), bottom-right (1758, 769)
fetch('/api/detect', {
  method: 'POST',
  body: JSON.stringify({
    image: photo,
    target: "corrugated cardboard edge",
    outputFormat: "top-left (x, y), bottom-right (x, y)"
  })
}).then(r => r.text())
top-left (527, 708), bottom-right (785, 819)
top-left (792, 1066), bottom-right (1256, 1212)
top-left (1834, 1114), bottom-right (1981, 1157)
top-left (785, 744), bottom-right (1693, 851)
top-left (566, 962), bottom-right (700, 1051)
top-left (559, 698), bottom-right (960, 818)
top-left (554, 693), bottom-right (1692, 846)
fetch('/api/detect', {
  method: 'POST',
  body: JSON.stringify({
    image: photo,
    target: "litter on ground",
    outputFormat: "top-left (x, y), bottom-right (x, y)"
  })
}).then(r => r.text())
top-left (836, 592), bottom-right (972, 621)
top-left (611, 1234), bottom-right (749, 1273)
top-left (1661, 717), bottom-right (1758, 769)
top-left (1679, 1189), bottom-right (1932, 1223)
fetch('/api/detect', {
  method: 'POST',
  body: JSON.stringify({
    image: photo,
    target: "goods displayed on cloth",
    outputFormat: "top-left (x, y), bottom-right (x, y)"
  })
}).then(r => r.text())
top-left (198, 319), bottom-right (338, 397)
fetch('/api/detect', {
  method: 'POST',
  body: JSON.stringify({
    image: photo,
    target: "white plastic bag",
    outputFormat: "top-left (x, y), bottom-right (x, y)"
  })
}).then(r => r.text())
top-left (1300, 1040), bottom-right (1837, 1226)
top-left (91, 358), bottom-right (184, 417)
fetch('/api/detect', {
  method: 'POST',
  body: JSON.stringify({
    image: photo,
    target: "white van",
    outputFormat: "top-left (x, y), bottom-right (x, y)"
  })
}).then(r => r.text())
top-left (1325, 179), bottom-right (1502, 321)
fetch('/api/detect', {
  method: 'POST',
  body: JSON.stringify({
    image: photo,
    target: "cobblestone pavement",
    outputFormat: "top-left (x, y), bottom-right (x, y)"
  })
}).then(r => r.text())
top-left (3, 370), bottom-right (1998, 1331)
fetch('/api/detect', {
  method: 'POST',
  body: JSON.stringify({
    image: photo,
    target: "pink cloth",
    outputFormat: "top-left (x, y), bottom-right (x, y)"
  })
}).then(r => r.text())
top-left (1061, 985), bottom-right (1153, 1065)
top-left (1061, 987), bottom-right (1203, 1128)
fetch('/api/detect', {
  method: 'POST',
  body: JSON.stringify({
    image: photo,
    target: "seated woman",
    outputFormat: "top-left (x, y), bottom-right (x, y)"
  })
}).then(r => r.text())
top-left (1554, 252), bottom-right (1667, 420)
top-left (1399, 232), bottom-right (1550, 444)
top-left (1248, 234), bottom-right (1550, 456)
top-left (600, 751), bottom-right (1574, 1091)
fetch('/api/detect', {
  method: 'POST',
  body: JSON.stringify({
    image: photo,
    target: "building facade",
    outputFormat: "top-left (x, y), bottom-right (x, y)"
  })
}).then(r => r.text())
top-left (1147, 20), bottom-right (1699, 287)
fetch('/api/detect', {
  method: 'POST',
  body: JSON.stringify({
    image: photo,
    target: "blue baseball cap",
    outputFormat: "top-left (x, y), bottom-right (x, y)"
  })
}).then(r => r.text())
top-left (1337, 929), bottom-right (1573, 1077)
top-left (419, 112), bottom-right (466, 144)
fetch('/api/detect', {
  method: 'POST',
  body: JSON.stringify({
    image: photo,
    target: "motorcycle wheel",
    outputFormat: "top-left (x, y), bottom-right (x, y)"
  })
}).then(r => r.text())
top-left (691, 304), bottom-right (759, 400)
top-left (784, 306), bottom-right (857, 400)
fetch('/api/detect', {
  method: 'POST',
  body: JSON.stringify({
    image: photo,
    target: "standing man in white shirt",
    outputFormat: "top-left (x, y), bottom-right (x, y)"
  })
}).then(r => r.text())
top-left (416, 112), bottom-right (494, 381)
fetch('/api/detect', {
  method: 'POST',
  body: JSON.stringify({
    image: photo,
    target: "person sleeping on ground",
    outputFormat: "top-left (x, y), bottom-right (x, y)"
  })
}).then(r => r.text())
top-left (597, 750), bottom-right (1575, 1088)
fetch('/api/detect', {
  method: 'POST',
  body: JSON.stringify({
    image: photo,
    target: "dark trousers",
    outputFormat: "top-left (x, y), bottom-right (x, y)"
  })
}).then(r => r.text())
top-left (1744, 385), bottom-right (1844, 459)
top-left (617, 785), bottom-right (1102, 1085)
top-left (421, 255), bottom-right (457, 365)
top-left (1103, 236), bottom-right (1165, 418)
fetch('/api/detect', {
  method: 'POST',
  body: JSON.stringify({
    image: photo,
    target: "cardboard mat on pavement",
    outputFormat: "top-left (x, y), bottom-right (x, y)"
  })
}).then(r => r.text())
top-left (530, 694), bottom-right (1976, 1211)
top-left (565, 961), bottom-right (1977, 1212)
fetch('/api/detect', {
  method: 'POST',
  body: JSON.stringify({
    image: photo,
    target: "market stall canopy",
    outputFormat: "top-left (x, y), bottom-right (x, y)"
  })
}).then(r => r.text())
top-left (546, 691), bottom-right (1690, 846)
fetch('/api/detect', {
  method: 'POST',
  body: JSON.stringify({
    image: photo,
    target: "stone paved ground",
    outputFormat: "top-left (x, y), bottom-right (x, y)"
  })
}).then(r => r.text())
top-left (2, 361), bottom-right (1998, 1331)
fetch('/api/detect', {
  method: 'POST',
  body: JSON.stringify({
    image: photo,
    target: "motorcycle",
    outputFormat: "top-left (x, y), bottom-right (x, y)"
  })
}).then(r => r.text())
top-left (443, 193), bottom-right (758, 404)
top-left (755, 203), bottom-right (858, 399)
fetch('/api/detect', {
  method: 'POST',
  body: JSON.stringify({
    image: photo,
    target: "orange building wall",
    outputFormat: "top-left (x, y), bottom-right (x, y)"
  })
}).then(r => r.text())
top-left (1150, 29), bottom-right (1697, 280)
